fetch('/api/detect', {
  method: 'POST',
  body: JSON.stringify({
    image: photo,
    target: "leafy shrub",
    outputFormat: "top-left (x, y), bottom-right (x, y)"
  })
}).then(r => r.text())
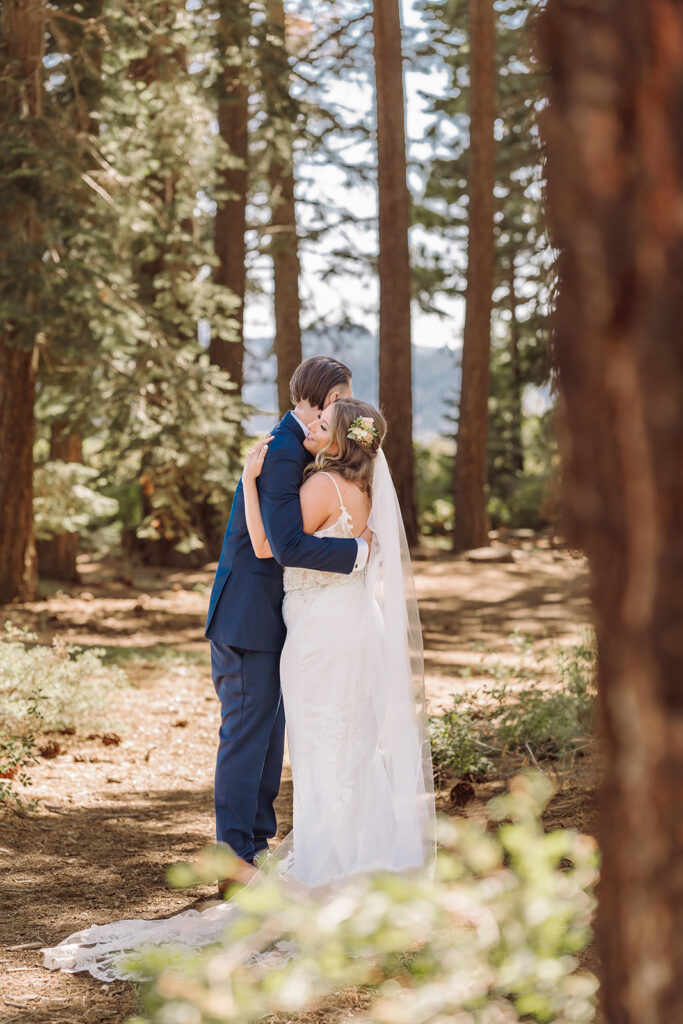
top-left (414, 437), bottom-right (555, 537)
top-left (430, 633), bottom-right (596, 780)
top-left (0, 624), bottom-right (126, 806)
top-left (429, 695), bottom-right (494, 783)
top-left (130, 773), bottom-right (599, 1024)
top-left (506, 473), bottom-right (554, 530)
top-left (0, 624), bottom-right (124, 730)
top-left (420, 497), bottom-right (454, 538)
top-left (487, 634), bottom-right (595, 759)
top-left (414, 441), bottom-right (454, 537)
top-left (487, 473), bottom-right (552, 530)
top-left (33, 460), bottom-right (120, 539)
top-left (0, 694), bottom-right (41, 811)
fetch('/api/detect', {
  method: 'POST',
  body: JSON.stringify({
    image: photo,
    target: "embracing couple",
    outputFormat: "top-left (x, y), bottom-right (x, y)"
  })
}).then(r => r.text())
top-left (43, 356), bottom-right (434, 980)
top-left (205, 355), bottom-right (433, 890)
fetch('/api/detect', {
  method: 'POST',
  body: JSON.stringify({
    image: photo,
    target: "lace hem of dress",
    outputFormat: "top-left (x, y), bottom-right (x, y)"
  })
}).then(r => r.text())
top-left (43, 842), bottom-right (313, 981)
top-left (41, 897), bottom-right (299, 982)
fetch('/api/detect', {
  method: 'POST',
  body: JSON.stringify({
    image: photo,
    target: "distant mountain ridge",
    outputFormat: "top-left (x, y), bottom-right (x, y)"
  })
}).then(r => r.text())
top-left (243, 326), bottom-right (459, 440)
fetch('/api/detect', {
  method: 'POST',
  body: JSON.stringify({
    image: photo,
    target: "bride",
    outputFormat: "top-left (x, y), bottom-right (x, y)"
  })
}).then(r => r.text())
top-left (243, 398), bottom-right (434, 885)
top-left (42, 398), bottom-right (434, 980)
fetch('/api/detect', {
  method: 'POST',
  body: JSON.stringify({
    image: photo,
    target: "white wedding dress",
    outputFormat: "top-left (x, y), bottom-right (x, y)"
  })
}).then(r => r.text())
top-left (282, 471), bottom-right (427, 886)
top-left (42, 453), bottom-right (435, 981)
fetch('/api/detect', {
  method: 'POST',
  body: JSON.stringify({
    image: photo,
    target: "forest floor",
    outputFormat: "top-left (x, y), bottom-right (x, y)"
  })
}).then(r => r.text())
top-left (1, 538), bottom-right (596, 1024)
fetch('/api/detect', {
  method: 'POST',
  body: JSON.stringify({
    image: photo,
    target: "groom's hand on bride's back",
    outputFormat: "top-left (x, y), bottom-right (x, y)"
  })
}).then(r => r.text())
top-left (360, 524), bottom-right (373, 550)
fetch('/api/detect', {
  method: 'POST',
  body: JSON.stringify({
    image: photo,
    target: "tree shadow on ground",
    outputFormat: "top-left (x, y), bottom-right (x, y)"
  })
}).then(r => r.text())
top-left (4, 779), bottom-right (294, 946)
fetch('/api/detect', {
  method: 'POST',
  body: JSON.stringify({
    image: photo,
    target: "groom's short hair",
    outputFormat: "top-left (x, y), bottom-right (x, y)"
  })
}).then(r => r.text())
top-left (290, 356), bottom-right (352, 410)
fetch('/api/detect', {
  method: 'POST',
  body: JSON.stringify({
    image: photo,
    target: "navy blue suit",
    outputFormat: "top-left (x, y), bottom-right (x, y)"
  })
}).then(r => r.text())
top-left (205, 411), bottom-right (358, 862)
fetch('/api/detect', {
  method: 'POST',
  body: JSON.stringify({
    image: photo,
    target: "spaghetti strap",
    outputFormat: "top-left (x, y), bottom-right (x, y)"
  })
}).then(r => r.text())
top-left (320, 471), bottom-right (346, 512)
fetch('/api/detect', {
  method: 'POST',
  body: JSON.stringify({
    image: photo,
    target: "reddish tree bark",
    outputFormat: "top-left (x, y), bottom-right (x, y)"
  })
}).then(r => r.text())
top-left (211, 0), bottom-right (249, 391)
top-left (373, 0), bottom-right (419, 546)
top-left (540, 1), bottom-right (683, 1020)
top-left (37, 1), bottom-right (105, 582)
top-left (507, 261), bottom-right (524, 475)
top-left (0, 347), bottom-right (38, 603)
top-left (125, 17), bottom-right (213, 566)
top-left (452, 0), bottom-right (496, 552)
top-left (0, 0), bottom-right (44, 603)
top-left (270, 163), bottom-right (303, 418)
top-left (37, 426), bottom-right (82, 581)
top-left (263, 0), bottom-right (303, 417)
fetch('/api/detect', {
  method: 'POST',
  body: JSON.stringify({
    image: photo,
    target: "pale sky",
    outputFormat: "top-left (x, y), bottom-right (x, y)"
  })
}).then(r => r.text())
top-left (244, 0), bottom-right (465, 351)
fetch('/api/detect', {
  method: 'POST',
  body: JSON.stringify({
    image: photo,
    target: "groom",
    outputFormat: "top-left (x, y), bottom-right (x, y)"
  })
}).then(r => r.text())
top-left (205, 356), bottom-right (370, 883)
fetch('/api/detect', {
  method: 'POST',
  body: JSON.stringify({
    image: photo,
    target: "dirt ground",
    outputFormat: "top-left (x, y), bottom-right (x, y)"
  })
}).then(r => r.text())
top-left (0, 540), bottom-right (596, 1023)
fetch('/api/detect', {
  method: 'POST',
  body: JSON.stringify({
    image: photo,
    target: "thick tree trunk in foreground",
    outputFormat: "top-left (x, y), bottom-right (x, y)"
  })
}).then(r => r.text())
top-left (264, 0), bottom-right (302, 417)
top-left (372, 0), bottom-right (418, 546)
top-left (211, 0), bottom-right (249, 391)
top-left (0, 0), bottom-right (44, 603)
top-left (541, 2), bottom-right (683, 1020)
top-left (452, 0), bottom-right (496, 552)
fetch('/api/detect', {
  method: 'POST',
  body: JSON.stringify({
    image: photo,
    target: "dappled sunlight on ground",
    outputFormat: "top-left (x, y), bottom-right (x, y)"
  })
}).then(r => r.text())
top-left (1, 542), bottom-right (594, 1021)
top-left (414, 548), bottom-right (590, 711)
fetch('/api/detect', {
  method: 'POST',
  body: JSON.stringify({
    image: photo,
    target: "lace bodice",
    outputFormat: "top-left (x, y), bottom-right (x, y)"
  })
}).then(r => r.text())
top-left (283, 474), bottom-right (362, 594)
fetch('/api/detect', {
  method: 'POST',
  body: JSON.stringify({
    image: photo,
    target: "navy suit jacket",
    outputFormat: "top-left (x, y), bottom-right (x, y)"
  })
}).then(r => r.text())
top-left (205, 411), bottom-right (358, 652)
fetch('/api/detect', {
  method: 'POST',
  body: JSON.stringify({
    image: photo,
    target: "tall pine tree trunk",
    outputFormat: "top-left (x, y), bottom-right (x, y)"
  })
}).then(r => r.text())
top-left (452, 0), bottom-right (496, 552)
top-left (507, 260), bottom-right (524, 475)
top-left (264, 0), bottom-right (302, 417)
top-left (270, 161), bottom-right (303, 417)
top-left (541, 2), bottom-right (683, 1020)
top-left (39, 0), bottom-right (105, 582)
top-left (372, 0), bottom-right (418, 546)
top-left (0, 0), bottom-right (44, 603)
top-left (206, 3), bottom-right (249, 556)
top-left (211, 0), bottom-right (249, 391)
top-left (36, 426), bottom-right (82, 581)
top-left (0, 347), bottom-right (38, 603)
top-left (125, 20), bottom-right (210, 568)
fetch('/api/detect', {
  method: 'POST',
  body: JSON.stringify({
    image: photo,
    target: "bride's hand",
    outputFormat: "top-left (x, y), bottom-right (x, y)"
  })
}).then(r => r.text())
top-left (243, 435), bottom-right (274, 483)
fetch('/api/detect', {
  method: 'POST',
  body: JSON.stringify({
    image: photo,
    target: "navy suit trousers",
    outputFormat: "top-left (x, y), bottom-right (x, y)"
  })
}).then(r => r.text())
top-left (210, 640), bottom-right (285, 864)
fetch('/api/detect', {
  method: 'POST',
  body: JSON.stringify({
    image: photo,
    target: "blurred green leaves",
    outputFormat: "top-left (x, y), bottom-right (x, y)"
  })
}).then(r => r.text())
top-left (33, 461), bottom-right (119, 539)
top-left (129, 772), bottom-right (598, 1024)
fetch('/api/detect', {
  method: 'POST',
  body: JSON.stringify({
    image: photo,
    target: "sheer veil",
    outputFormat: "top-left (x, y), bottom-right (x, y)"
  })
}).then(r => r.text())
top-left (362, 449), bottom-right (436, 870)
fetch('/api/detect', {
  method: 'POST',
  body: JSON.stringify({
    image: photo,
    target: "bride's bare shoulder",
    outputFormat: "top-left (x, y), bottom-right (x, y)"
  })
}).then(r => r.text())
top-left (300, 470), bottom-right (338, 498)
top-left (300, 472), bottom-right (341, 532)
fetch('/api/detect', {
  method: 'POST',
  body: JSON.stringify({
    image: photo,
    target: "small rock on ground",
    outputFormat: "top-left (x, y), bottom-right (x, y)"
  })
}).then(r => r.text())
top-left (466, 546), bottom-right (514, 563)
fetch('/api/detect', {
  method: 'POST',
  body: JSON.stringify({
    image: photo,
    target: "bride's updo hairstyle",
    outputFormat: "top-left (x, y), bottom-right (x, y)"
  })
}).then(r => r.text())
top-left (305, 399), bottom-right (387, 495)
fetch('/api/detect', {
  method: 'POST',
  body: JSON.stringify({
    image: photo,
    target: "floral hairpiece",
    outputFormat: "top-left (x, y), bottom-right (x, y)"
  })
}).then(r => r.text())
top-left (347, 415), bottom-right (379, 448)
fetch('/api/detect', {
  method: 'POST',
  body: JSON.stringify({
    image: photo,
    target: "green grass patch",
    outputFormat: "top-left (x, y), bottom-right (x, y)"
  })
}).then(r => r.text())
top-left (97, 643), bottom-right (209, 671)
top-left (430, 631), bottom-right (596, 782)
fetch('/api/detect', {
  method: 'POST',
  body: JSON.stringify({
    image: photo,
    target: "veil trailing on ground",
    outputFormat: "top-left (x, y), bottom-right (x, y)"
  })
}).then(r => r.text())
top-left (361, 449), bottom-right (436, 870)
